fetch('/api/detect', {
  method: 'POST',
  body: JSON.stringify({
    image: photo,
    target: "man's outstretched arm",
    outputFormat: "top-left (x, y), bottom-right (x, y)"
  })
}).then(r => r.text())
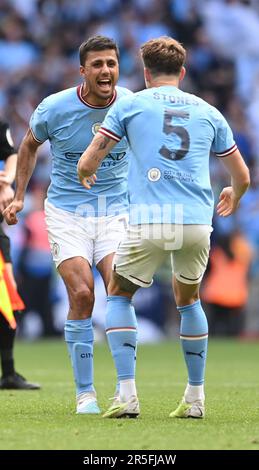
top-left (217, 149), bottom-right (250, 217)
top-left (77, 133), bottom-right (117, 188)
top-left (3, 129), bottom-right (41, 225)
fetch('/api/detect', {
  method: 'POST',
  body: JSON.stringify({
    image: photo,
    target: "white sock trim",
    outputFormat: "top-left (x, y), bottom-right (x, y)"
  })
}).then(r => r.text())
top-left (119, 379), bottom-right (137, 402)
top-left (184, 384), bottom-right (205, 402)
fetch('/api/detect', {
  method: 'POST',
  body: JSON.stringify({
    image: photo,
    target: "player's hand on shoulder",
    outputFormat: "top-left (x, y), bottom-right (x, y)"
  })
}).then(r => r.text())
top-left (216, 186), bottom-right (240, 217)
top-left (78, 173), bottom-right (97, 190)
top-left (2, 199), bottom-right (24, 225)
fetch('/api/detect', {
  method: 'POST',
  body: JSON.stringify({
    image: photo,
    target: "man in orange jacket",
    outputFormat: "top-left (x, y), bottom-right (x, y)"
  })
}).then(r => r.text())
top-left (0, 119), bottom-right (40, 389)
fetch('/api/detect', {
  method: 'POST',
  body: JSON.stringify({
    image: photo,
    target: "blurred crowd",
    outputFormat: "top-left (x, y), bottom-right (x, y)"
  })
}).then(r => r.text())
top-left (1, 0), bottom-right (259, 340)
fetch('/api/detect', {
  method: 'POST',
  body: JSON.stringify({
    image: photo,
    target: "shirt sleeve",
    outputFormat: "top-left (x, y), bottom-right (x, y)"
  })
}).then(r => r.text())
top-left (29, 99), bottom-right (49, 143)
top-left (0, 121), bottom-right (15, 161)
top-left (211, 109), bottom-right (237, 157)
top-left (98, 99), bottom-right (126, 142)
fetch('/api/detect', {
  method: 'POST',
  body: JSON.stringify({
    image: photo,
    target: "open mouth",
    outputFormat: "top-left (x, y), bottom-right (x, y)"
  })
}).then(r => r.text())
top-left (97, 79), bottom-right (112, 91)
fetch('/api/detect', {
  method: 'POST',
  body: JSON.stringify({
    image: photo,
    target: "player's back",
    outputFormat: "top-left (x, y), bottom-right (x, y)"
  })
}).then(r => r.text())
top-left (117, 86), bottom-right (234, 225)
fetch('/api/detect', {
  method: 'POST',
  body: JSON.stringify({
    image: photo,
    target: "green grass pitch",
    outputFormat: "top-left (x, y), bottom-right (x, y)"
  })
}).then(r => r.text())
top-left (0, 339), bottom-right (258, 450)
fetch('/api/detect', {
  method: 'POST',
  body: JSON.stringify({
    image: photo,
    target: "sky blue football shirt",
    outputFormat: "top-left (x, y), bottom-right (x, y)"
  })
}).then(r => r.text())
top-left (30, 85), bottom-right (132, 216)
top-left (99, 85), bottom-right (237, 224)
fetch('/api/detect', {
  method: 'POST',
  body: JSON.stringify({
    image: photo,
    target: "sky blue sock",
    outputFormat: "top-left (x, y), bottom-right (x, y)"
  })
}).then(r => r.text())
top-left (64, 318), bottom-right (94, 395)
top-left (177, 300), bottom-right (208, 386)
top-left (106, 296), bottom-right (137, 382)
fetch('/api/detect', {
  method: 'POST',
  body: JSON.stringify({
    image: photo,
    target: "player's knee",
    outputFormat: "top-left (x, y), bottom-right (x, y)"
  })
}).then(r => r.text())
top-left (71, 285), bottom-right (95, 311)
top-left (108, 271), bottom-right (138, 297)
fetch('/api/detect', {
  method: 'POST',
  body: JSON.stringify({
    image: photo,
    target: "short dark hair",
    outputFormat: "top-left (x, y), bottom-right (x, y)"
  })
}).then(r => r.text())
top-left (79, 35), bottom-right (119, 65)
top-left (140, 36), bottom-right (186, 76)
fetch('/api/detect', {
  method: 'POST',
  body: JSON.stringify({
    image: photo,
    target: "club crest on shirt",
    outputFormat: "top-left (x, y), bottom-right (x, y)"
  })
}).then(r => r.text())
top-left (92, 122), bottom-right (102, 135)
top-left (148, 168), bottom-right (161, 182)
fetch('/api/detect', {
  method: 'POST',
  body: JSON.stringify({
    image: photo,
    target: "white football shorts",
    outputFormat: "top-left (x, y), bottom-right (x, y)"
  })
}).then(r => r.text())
top-left (113, 224), bottom-right (213, 287)
top-left (45, 200), bottom-right (128, 268)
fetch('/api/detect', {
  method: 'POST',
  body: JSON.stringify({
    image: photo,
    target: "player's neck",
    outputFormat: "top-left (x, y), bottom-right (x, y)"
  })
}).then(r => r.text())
top-left (81, 83), bottom-right (114, 107)
top-left (85, 93), bottom-right (113, 107)
top-left (150, 78), bottom-right (179, 89)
